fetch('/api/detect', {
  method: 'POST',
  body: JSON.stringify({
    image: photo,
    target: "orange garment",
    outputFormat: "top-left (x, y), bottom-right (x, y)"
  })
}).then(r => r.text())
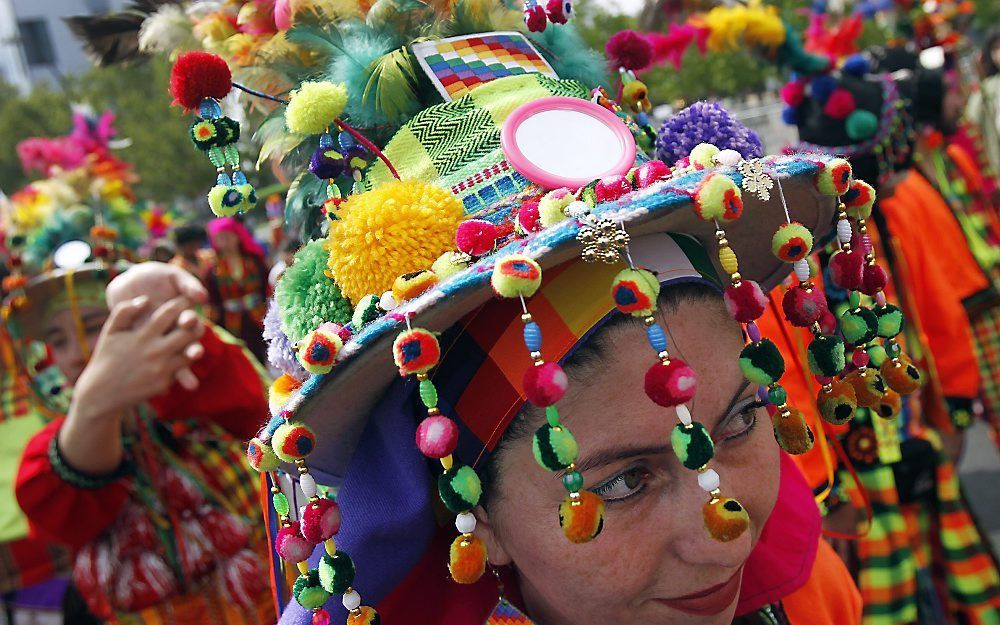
top-left (783, 538), bottom-right (864, 625)
top-left (880, 170), bottom-right (987, 399)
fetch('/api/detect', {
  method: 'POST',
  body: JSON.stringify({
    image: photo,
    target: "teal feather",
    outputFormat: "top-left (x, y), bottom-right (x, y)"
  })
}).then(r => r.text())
top-left (284, 173), bottom-right (335, 241)
top-left (528, 24), bottom-right (608, 88)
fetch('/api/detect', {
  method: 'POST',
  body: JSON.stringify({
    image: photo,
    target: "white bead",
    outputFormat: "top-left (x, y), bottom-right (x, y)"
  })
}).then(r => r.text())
top-left (379, 291), bottom-right (398, 311)
top-left (698, 468), bottom-right (721, 492)
top-left (565, 201), bottom-right (590, 219)
top-left (837, 219), bottom-right (853, 244)
top-left (715, 149), bottom-right (743, 167)
top-left (299, 473), bottom-right (318, 499)
top-left (675, 404), bottom-right (692, 425)
top-left (455, 512), bottom-right (476, 534)
top-left (793, 259), bottom-right (811, 283)
top-left (342, 589), bottom-right (361, 611)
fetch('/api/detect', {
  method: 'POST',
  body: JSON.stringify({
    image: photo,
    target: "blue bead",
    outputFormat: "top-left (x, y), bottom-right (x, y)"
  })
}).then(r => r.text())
top-left (199, 99), bottom-right (222, 119)
top-left (636, 112), bottom-right (649, 125)
top-left (232, 170), bottom-right (248, 184)
top-left (319, 133), bottom-right (334, 149)
top-left (523, 322), bottom-right (542, 352)
top-left (646, 324), bottom-right (667, 352)
top-left (338, 131), bottom-right (356, 150)
top-left (216, 172), bottom-right (232, 185)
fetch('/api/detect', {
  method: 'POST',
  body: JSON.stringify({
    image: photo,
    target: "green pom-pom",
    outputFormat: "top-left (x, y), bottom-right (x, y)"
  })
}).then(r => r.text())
top-left (438, 465), bottom-right (482, 513)
top-left (670, 422), bottom-right (714, 470)
top-left (578, 180), bottom-right (599, 207)
top-left (293, 569), bottom-right (331, 609)
top-left (807, 334), bottom-right (846, 377)
top-left (611, 267), bottom-right (660, 317)
top-left (815, 158), bottom-right (853, 196)
top-left (846, 110), bottom-right (879, 141)
top-left (318, 551), bottom-right (356, 594)
top-left (189, 118), bottom-right (218, 151)
top-left (739, 339), bottom-right (785, 386)
top-left (839, 307), bottom-right (878, 345)
top-left (694, 173), bottom-right (743, 222)
top-left (351, 294), bottom-right (381, 330)
top-left (690, 143), bottom-right (720, 168)
top-left (532, 424), bottom-right (579, 471)
top-left (867, 343), bottom-right (888, 367)
top-left (491, 254), bottom-right (542, 299)
top-left (771, 222), bottom-right (814, 263)
top-left (208, 185), bottom-right (239, 217)
top-left (275, 240), bottom-right (353, 344)
top-left (286, 81), bottom-right (349, 135)
top-left (432, 251), bottom-right (470, 280)
top-left (874, 304), bottom-right (904, 339)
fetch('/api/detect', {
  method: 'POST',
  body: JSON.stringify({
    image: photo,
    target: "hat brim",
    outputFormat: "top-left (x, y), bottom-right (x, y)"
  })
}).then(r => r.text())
top-left (6, 264), bottom-right (115, 342)
top-left (289, 154), bottom-right (839, 479)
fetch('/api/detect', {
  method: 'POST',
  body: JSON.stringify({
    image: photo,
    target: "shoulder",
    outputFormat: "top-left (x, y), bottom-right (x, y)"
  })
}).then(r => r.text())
top-left (780, 538), bottom-right (862, 625)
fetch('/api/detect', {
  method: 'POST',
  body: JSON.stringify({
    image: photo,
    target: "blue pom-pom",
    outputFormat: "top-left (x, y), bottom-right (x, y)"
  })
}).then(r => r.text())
top-left (810, 75), bottom-right (837, 104)
top-left (523, 322), bottom-right (542, 352)
top-left (781, 106), bottom-right (800, 125)
top-left (647, 324), bottom-right (668, 353)
top-left (842, 54), bottom-right (870, 77)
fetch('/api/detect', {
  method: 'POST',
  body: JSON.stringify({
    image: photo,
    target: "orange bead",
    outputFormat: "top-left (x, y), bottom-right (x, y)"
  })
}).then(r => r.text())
top-left (703, 497), bottom-right (749, 542)
top-left (448, 534), bottom-right (486, 584)
top-left (558, 491), bottom-right (605, 544)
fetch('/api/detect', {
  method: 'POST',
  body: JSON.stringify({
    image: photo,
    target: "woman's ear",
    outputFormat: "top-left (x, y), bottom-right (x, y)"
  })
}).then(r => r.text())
top-left (474, 504), bottom-right (512, 566)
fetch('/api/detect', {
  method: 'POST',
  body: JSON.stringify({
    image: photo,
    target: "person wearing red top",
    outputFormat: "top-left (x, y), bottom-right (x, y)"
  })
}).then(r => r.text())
top-left (8, 262), bottom-right (273, 625)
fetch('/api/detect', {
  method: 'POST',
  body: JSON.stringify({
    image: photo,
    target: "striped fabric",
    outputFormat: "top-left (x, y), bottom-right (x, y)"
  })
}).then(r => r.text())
top-left (971, 304), bottom-right (1000, 434)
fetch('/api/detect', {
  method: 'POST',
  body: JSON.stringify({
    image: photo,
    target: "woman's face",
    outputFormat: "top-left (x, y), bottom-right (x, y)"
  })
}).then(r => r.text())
top-left (214, 230), bottom-right (240, 255)
top-left (44, 305), bottom-right (108, 384)
top-left (478, 296), bottom-right (780, 625)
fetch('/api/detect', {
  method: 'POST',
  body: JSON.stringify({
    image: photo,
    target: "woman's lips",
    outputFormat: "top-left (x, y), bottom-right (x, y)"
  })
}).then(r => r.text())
top-left (654, 567), bottom-right (743, 616)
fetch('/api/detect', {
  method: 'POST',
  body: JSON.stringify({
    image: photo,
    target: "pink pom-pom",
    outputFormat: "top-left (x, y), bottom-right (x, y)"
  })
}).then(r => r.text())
top-left (606, 30), bottom-right (654, 72)
top-left (823, 88), bottom-right (856, 120)
top-left (276, 521), bottom-right (314, 562)
top-left (523, 362), bottom-right (569, 407)
top-left (416, 415), bottom-right (459, 459)
top-left (524, 4), bottom-right (547, 31)
top-left (274, 0), bottom-right (292, 29)
top-left (594, 175), bottom-right (632, 202)
top-left (301, 499), bottom-right (341, 543)
top-left (860, 263), bottom-right (888, 296)
top-left (545, 0), bottom-right (569, 24)
top-left (169, 51), bottom-right (232, 110)
top-left (781, 81), bottom-right (805, 107)
top-left (724, 280), bottom-right (767, 323)
top-left (313, 610), bottom-right (333, 625)
top-left (455, 219), bottom-right (499, 256)
top-left (828, 250), bottom-right (864, 290)
top-left (634, 160), bottom-right (671, 189)
top-left (781, 286), bottom-right (829, 328)
top-left (517, 200), bottom-right (542, 234)
top-left (644, 359), bottom-right (697, 407)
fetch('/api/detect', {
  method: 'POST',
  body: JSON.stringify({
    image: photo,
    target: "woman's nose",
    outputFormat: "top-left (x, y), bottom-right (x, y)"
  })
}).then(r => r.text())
top-left (667, 472), bottom-right (753, 568)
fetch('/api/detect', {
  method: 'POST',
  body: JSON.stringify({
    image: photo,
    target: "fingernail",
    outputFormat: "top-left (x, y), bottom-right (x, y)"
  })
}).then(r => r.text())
top-left (132, 295), bottom-right (149, 306)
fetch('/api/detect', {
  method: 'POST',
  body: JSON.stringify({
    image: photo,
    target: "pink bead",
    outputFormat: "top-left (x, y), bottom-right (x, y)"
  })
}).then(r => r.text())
top-left (634, 160), bottom-right (671, 189)
top-left (594, 175), bottom-right (633, 202)
top-left (313, 610), bottom-right (332, 625)
top-left (455, 219), bottom-right (499, 256)
top-left (300, 499), bottom-right (341, 543)
top-left (815, 376), bottom-right (833, 386)
top-left (415, 415), bottom-right (459, 459)
top-left (523, 362), bottom-right (569, 407)
top-left (644, 359), bottom-right (698, 407)
top-left (828, 250), bottom-right (864, 291)
top-left (860, 263), bottom-right (888, 296)
top-left (724, 280), bottom-right (767, 323)
top-left (781, 285), bottom-right (828, 328)
top-left (276, 521), bottom-right (314, 563)
top-left (875, 291), bottom-right (887, 306)
top-left (852, 350), bottom-right (870, 368)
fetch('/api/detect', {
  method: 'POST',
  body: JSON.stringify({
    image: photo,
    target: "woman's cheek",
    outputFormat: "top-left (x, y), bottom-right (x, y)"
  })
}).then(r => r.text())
top-left (725, 422), bottom-right (780, 534)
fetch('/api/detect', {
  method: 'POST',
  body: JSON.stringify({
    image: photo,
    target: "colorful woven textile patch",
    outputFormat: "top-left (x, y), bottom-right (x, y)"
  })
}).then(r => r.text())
top-left (484, 599), bottom-right (536, 624)
top-left (413, 32), bottom-right (557, 102)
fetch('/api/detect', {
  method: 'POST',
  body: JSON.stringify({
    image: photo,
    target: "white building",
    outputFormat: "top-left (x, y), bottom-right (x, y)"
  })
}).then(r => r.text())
top-left (0, 0), bottom-right (127, 91)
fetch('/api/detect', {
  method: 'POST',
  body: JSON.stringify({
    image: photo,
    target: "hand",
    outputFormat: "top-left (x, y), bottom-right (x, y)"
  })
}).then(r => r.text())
top-left (73, 295), bottom-right (205, 419)
top-left (106, 262), bottom-right (208, 390)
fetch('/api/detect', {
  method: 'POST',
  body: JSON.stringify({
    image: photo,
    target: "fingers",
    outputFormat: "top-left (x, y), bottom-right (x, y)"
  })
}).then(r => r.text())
top-left (143, 296), bottom-right (191, 337)
top-left (170, 264), bottom-right (209, 305)
top-left (156, 320), bottom-right (205, 356)
top-left (178, 309), bottom-right (206, 340)
top-left (175, 368), bottom-right (199, 391)
top-left (103, 296), bottom-right (150, 334)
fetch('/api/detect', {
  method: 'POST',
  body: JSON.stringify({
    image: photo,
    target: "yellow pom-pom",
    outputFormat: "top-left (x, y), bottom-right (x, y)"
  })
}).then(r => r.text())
top-left (538, 188), bottom-right (574, 228)
top-left (690, 143), bottom-right (720, 168)
top-left (326, 180), bottom-right (464, 304)
top-left (285, 81), bottom-right (348, 135)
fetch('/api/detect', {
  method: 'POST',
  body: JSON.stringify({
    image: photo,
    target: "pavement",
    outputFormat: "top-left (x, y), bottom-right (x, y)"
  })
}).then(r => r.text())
top-left (957, 420), bottom-right (1000, 554)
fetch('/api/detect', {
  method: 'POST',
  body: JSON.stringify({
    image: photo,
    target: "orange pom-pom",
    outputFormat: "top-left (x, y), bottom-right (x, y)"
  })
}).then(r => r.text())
top-left (703, 497), bottom-right (749, 542)
top-left (880, 356), bottom-right (921, 395)
top-left (559, 491), bottom-right (605, 543)
top-left (448, 534), bottom-right (486, 584)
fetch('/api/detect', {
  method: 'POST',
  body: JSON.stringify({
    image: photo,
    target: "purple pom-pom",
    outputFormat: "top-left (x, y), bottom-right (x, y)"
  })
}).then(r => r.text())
top-left (263, 301), bottom-right (308, 380)
top-left (781, 106), bottom-right (800, 125)
top-left (655, 101), bottom-right (764, 166)
top-left (842, 54), bottom-right (870, 77)
top-left (810, 75), bottom-right (838, 104)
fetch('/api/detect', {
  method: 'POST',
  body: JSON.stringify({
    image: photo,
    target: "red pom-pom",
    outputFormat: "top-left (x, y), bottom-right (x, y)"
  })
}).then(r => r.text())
top-left (202, 509), bottom-right (251, 557)
top-left (517, 201), bottom-right (542, 234)
top-left (780, 81), bottom-right (805, 107)
top-left (455, 219), bottom-right (499, 256)
top-left (594, 175), bottom-right (632, 202)
top-left (644, 359), bottom-right (697, 407)
top-left (301, 498), bottom-right (341, 543)
top-left (545, 0), bottom-right (569, 24)
top-left (818, 308), bottom-right (838, 335)
top-left (781, 285), bottom-right (829, 327)
top-left (523, 362), bottom-right (569, 407)
top-left (724, 280), bottom-right (767, 323)
top-left (606, 30), bottom-right (654, 72)
top-left (170, 51), bottom-right (232, 110)
top-left (823, 88), bottom-right (856, 120)
top-left (860, 263), bottom-right (888, 296)
top-left (524, 4), bottom-right (547, 31)
top-left (828, 250), bottom-right (864, 290)
top-left (634, 160), bottom-right (670, 189)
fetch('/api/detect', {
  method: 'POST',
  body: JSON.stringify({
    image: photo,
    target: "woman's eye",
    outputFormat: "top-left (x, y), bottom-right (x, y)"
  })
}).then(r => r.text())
top-left (591, 464), bottom-right (652, 503)
top-left (717, 397), bottom-right (764, 441)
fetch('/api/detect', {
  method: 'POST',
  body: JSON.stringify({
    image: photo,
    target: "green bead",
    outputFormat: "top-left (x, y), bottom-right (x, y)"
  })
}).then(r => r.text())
top-left (532, 424), bottom-right (579, 471)
top-left (208, 147), bottom-right (225, 168)
top-left (738, 339), bottom-right (785, 386)
top-left (224, 143), bottom-right (240, 167)
top-left (767, 385), bottom-right (787, 406)
top-left (670, 422), bottom-right (715, 470)
top-left (545, 406), bottom-right (560, 427)
top-left (318, 551), bottom-right (356, 594)
top-left (438, 464), bottom-right (482, 513)
top-left (273, 492), bottom-right (289, 517)
top-left (562, 470), bottom-right (584, 493)
top-left (292, 569), bottom-right (331, 610)
top-left (848, 291), bottom-right (861, 308)
top-left (867, 344), bottom-right (888, 368)
top-left (885, 340), bottom-right (901, 358)
top-left (419, 379), bottom-right (438, 409)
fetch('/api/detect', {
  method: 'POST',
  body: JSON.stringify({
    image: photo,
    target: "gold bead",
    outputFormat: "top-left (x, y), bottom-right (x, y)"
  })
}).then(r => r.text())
top-left (643, 316), bottom-right (656, 327)
top-left (521, 313), bottom-right (533, 323)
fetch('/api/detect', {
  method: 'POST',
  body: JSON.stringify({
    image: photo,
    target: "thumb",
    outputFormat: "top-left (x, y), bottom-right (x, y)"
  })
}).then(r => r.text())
top-left (170, 266), bottom-right (208, 305)
top-left (103, 296), bottom-right (150, 334)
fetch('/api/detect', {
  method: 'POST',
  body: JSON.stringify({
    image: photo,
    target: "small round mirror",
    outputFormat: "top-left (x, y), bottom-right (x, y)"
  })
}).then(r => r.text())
top-left (501, 97), bottom-right (637, 190)
top-left (53, 240), bottom-right (92, 269)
